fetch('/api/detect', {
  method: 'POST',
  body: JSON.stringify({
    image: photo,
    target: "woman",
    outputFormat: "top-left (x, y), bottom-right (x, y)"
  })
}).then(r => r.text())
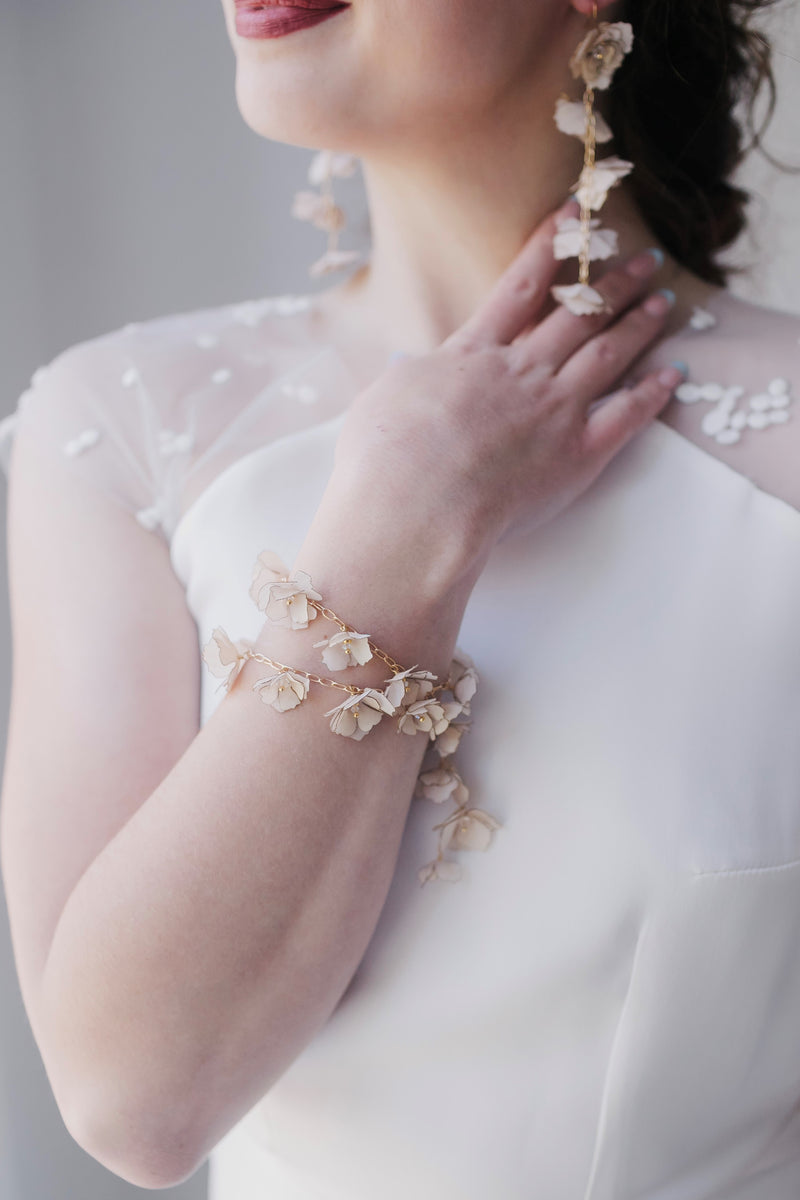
top-left (2, 0), bottom-right (799, 1196)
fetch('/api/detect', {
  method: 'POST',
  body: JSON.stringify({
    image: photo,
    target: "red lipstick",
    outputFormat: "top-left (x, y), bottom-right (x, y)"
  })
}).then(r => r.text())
top-left (234, 0), bottom-right (350, 40)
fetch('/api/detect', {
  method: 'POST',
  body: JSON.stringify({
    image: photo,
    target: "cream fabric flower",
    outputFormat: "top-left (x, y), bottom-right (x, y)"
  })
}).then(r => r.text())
top-left (313, 630), bottom-right (373, 671)
top-left (415, 765), bottom-right (463, 804)
top-left (308, 149), bottom-right (358, 186)
top-left (554, 97), bottom-right (613, 143)
top-left (252, 571), bottom-right (322, 630)
top-left (433, 721), bottom-right (468, 758)
top-left (569, 21), bottom-right (634, 90)
top-left (291, 190), bottom-right (345, 233)
top-left (201, 626), bottom-right (251, 693)
top-left (384, 666), bottom-right (438, 709)
top-left (417, 858), bottom-right (463, 885)
top-left (252, 670), bottom-right (310, 712)
top-left (249, 549), bottom-right (291, 608)
top-left (309, 249), bottom-right (363, 278)
top-left (450, 654), bottom-right (479, 712)
top-left (325, 689), bottom-right (396, 741)
top-left (553, 217), bottom-right (619, 263)
top-left (573, 156), bottom-right (634, 210)
top-left (551, 283), bottom-right (609, 316)
top-left (397, 697), bottom-right (450, 739)
top-left (437, 808), bottom-right (503, 853)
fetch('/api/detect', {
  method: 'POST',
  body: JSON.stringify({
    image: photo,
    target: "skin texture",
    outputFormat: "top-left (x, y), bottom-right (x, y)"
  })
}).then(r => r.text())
top-left (2, 0), bottom-right (744, 1190)
top-left (220, 0), bottom-right (715, 361)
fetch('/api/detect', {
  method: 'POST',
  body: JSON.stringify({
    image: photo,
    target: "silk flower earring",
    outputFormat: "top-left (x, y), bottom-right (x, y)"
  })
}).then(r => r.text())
top-left (291, 149), bottom-right (364, 279)
top-left (551, 4), bottom-right (635, 316)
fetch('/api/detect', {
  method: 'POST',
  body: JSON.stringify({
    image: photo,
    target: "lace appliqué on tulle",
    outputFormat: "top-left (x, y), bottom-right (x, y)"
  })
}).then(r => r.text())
top-left (63, 428), bottom-right (101, 457)
top-left (675, 375), bottom-right (793, 446)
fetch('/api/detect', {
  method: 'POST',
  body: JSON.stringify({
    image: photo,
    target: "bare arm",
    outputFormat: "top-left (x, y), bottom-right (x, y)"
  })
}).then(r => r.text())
top-left (35, 488), bottom-right (474, 1190)
top-left (2, 209), bottom-right (679, 1189)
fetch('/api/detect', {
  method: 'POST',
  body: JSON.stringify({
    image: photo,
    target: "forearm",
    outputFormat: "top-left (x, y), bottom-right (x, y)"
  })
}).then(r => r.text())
top-left (37, 477), bottom-right (476, 1181)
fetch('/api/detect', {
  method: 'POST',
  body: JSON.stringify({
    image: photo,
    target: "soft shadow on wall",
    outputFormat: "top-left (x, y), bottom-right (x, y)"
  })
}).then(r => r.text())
top-left (0, 3), bottom-right (798, 1200)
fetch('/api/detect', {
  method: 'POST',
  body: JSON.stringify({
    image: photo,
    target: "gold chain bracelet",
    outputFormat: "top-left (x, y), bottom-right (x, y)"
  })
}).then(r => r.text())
top-left (200, 548), bottom-right (502, 885)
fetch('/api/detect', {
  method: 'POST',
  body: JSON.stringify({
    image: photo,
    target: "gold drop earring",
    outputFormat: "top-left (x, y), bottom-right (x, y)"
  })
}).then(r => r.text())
top-left (551, 2), bottom-right (635, 315)
top-left (291, 149), bottom-right (365, 279)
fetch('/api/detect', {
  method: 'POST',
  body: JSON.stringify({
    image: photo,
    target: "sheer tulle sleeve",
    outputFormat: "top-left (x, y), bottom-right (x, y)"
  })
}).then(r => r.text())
top-left (0, 332), bottom-right (176, 542)
top-left (0, 295), bottom-right (338, 547)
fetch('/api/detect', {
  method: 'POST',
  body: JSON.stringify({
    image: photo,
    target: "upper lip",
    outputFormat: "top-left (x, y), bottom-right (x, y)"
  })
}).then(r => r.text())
top-left (235, 0), bottom-right (349, 9)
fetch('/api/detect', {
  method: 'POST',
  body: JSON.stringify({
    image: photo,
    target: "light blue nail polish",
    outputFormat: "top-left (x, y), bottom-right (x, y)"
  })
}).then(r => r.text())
top-left (670, 359), bottom-right (689, 376)
top-left (655, 287), bottom-right (676, 307)
top-left (646, 247), bottom-right (665, 268)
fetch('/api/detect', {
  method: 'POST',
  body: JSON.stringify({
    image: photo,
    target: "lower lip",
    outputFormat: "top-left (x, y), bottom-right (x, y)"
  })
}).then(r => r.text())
top-left (235, 4), bottom-right (349, 39)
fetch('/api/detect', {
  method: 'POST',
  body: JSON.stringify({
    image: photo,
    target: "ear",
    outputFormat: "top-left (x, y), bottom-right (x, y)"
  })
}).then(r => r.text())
top-left (570, 0), bottom-right (621, 14)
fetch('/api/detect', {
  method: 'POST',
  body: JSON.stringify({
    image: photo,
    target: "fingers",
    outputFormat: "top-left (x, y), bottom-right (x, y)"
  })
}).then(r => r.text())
top-left (581, 365), bottom-right (687, 465)
top-left (509, 247), bottom-right (665, 375)
top-left (555, 286), bottom-right (675, 399)
top-left (445, 198), bottom-right (580, 350)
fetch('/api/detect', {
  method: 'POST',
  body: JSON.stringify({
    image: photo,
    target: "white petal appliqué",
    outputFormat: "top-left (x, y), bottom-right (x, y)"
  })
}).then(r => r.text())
top-left (212, 368), bottom-right (232, 385)
top-left (689, 306), bottom-right (717, 331)
top-left (195, 332), bottom-right (219, 350)
top-left (280, 381), bottom-right (319, 404)
top-left (135, 496), bottom-right (168, 532)
top-left (671, 368), bottom-right (794, 446)
top-left (63, 428), bottom-right (101, 457)
top-left (157, 429), bottom-right (194, 457)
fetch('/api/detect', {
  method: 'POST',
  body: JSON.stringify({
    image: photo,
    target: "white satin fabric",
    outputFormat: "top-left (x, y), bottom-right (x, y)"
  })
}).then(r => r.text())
top-left (2, 289), bottom-right (800, 1198)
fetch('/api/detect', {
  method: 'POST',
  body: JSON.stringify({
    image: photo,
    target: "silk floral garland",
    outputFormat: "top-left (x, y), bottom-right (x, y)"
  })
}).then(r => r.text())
top-left (551, 19), bottom-right (635, 316)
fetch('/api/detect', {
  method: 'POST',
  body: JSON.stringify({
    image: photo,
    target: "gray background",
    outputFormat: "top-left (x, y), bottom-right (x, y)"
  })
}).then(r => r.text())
top-left (0, 2), bottom-right (798, 1197)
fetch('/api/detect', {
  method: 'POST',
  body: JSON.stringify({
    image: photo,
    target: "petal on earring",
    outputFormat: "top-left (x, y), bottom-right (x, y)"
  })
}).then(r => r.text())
top-left (308, 149), bottom-right (359, 186)
top-left (550, 283), bottom-right (610, 316)
top-left (291, 190), bottom-right (346, 233)
top-left (309, 249), bottom-right (364, 278)
top-left (554, 97), bottom-right (613, 143)
top-left (569, 21), bottom-right (634, 91)
top-left (572, 156), bottom-right (634, 211)
top-left (553, 217), bottom-right (618, 262)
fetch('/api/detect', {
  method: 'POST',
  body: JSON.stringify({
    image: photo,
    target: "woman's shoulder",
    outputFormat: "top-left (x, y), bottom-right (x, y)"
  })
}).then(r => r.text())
top-left (0, 291), bottom-right (326, 540)
top-left (641, 287), bottom-right (800, 518)
top-left (36, 290), bottom-right (321, 393)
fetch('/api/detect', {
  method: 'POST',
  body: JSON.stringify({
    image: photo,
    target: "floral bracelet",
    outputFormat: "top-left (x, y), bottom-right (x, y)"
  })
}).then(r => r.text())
top-left (201, 549), bottom-right (502, 885)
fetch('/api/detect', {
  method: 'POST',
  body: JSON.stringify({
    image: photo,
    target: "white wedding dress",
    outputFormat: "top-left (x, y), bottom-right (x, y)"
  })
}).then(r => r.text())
top-left (2, 285), bottom-right (800, 1199)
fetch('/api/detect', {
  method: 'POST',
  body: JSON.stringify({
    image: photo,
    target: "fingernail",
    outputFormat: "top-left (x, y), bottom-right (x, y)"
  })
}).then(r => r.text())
top-left (388, 350), bottom-right (410, 364)
top-left (626, 248), bottom-right (664, 279)
top-left (558, 197), bottom-right (580, 219)
top-left (658, 366), bottom-right (686, 389)
top-left (643, 288), bottom-right (675, 316)
top-left (669, 359), bottom-right (689, 376)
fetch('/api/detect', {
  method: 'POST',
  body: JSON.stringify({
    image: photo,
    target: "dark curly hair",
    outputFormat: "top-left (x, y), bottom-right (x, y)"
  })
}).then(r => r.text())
top-left (608, 0), bottom-right (791, 286)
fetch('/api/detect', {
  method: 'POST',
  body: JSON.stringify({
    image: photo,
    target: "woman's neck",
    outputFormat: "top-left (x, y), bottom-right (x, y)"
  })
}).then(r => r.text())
top-left (311, 41), bottom-right (718, 375)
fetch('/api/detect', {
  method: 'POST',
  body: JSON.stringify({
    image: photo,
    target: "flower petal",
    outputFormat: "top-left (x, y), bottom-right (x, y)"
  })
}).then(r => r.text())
top-left (553, 98), bottom-right (614, 143)
top-left (309, 250), bottom-right (364, 278)
top-left (252, 670), bottom-right (310, 711)
top-left (550, 283), bottom-right (610, 316)
top-left (553, 219), bottom-right (619, 263)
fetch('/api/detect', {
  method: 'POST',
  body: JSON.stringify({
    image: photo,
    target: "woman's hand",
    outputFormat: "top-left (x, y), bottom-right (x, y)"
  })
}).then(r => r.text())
top-left (325, 199), bottom-right (684, 597)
